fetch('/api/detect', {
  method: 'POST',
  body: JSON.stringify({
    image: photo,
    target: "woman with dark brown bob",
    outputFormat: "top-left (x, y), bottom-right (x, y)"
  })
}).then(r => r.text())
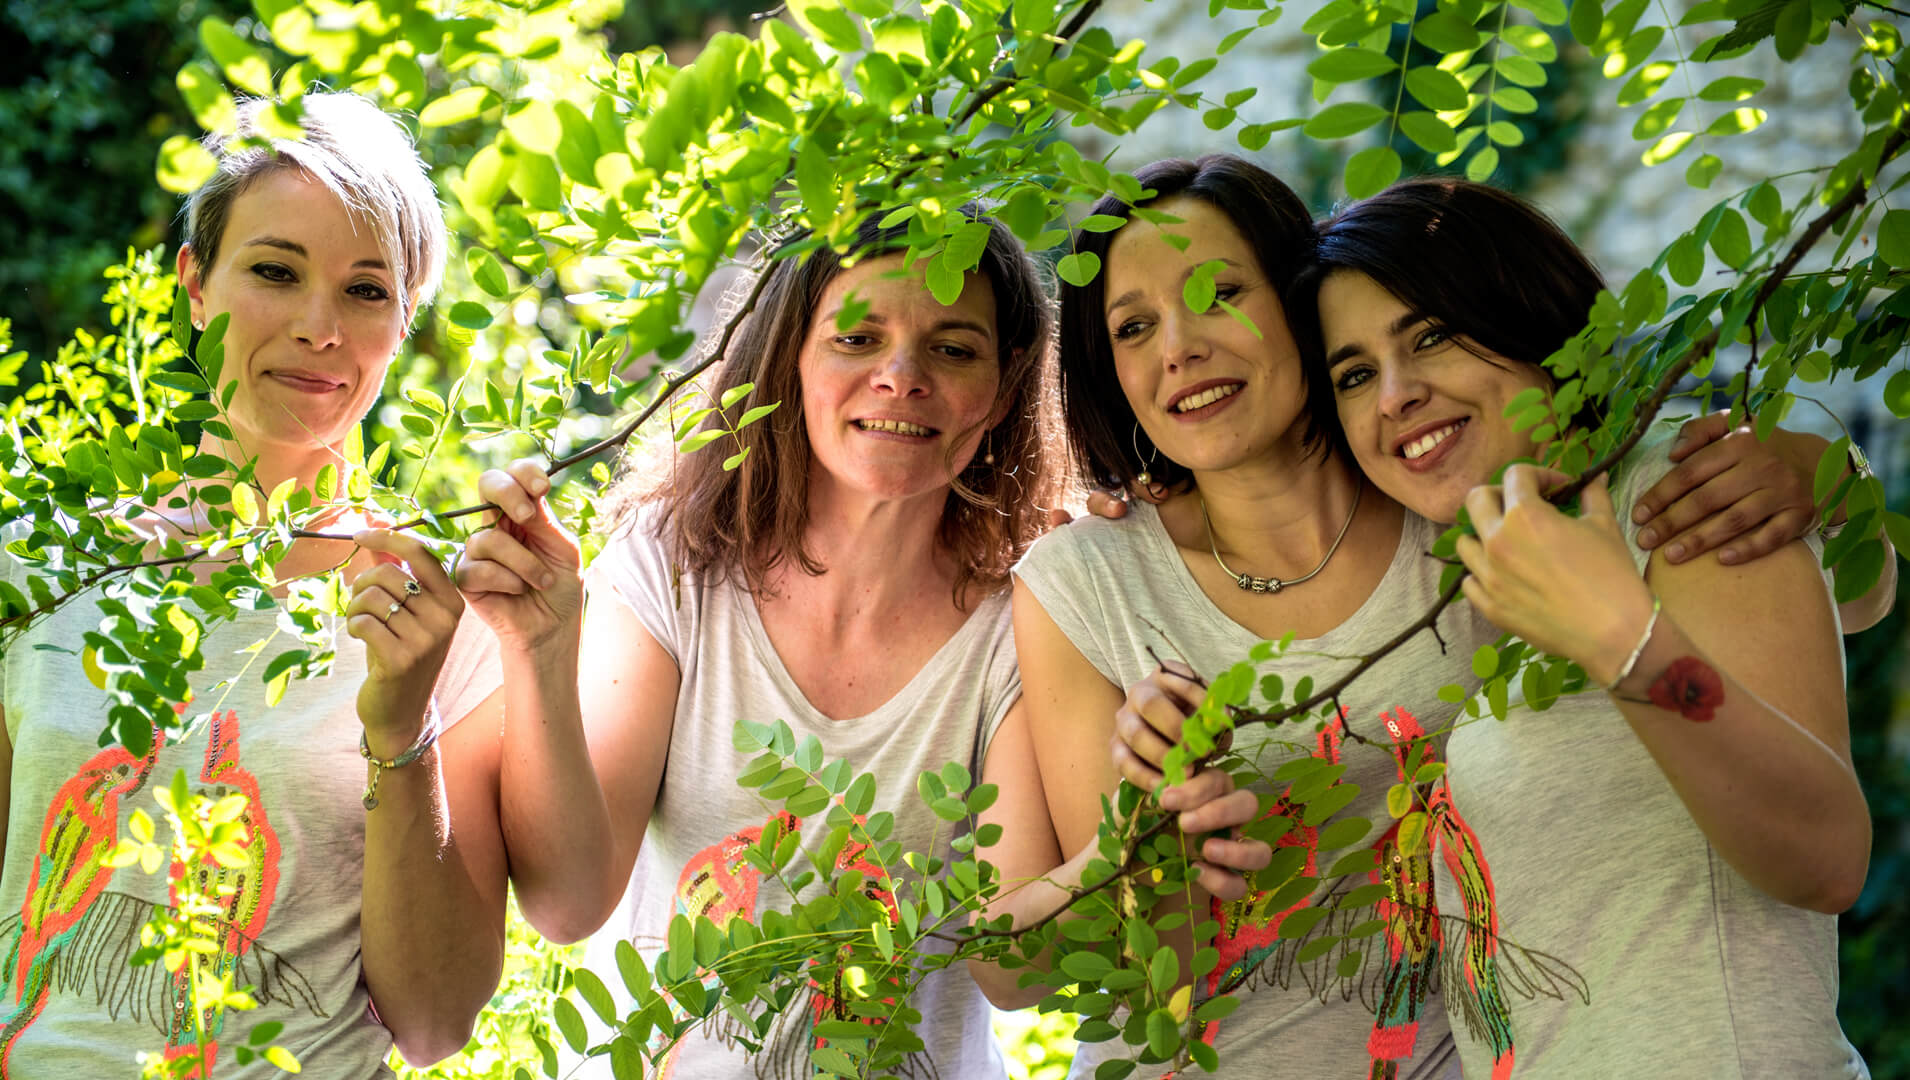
top-left (452, 213), bottom-right (1269, 1078)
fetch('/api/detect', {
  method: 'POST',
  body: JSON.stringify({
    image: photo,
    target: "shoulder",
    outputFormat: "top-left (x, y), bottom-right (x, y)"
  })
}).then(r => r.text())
top-left (1016, 502), bottom-right (1163, 585)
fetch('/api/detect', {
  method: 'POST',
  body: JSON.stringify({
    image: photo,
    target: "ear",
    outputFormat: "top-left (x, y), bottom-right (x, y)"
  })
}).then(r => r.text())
top-left (177, 245), bottom-right (207, 331)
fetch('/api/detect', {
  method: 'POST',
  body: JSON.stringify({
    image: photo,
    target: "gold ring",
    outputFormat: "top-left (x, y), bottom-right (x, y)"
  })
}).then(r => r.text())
top-left (402, 578), bottom-right (422, 597)
top-left (383, 600), bottom-right (404, 623)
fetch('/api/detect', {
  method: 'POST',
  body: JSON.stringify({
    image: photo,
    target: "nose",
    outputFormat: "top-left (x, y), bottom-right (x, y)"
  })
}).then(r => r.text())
top-left (291, 291), bottom-right (344, 350)
top-left (1376, 359), bottom-right (1428, 420)
top-left (869, 340), bottom-right (931, 397)
top-left (1156, 306), bottom-right (1209, 374)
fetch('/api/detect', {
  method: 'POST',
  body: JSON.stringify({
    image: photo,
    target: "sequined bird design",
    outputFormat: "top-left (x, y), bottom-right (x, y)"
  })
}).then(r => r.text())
top-left (0, 727), bottom-right (163, 1067)
top-left (1425, 769), bottom-right (1515, 1079)
top-left (1362, 708), bottom-right (1447, 1080)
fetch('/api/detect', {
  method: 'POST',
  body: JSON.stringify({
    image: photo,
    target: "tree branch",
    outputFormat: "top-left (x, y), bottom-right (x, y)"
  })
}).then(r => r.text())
top-left (950, 0), bottom-right (1105, 128)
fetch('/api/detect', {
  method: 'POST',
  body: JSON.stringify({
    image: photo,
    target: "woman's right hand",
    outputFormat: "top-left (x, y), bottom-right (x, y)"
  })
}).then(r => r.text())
top-left (1113, 662), bottom-right (1269, 898)
top-left (456, 460), bottom-right (583, 652)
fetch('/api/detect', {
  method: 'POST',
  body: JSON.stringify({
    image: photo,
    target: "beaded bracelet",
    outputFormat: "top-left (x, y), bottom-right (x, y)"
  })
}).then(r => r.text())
top-left (360, 708), bottom-right (443, 810)
top-left (1604, 594), bottom-right (1663, 691)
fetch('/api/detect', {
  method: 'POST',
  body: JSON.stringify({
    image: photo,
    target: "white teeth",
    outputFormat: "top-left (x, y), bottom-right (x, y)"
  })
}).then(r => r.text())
top-left (858, 419), bottom-right (933, 436)
top-left (1402, 421), bottom-right (1465, 460)
top-left (1173, 384), bottom-right (1242, 412)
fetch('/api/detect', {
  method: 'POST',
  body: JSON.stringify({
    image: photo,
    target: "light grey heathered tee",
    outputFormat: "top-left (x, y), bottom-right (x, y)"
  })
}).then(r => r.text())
top-left (1436, 426), bottom-right (1867, 1079)
top-left (1015, 503), bottom-right (1498, 1080)
top-left (0, 540), bottom-right (501, 1078)
top-left (569, 505), bottom-right (1015, 1080)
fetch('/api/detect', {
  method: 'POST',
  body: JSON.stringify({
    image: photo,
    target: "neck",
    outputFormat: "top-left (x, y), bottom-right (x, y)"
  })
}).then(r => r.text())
top-left (180, 430), bottom-right (363, 583)
top-left (1182, 448), bottom-right (1367, 576)
top-left (770, 477), bottom-right (957, 614)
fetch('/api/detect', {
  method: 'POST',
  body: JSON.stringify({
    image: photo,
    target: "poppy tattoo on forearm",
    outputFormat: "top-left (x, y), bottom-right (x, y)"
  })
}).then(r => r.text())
top-left (1647, 657), bottom-right (1726, 722)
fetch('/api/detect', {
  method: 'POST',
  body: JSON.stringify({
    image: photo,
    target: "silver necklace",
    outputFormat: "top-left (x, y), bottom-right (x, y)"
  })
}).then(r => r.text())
top-left (1201, 483), bottom-right (1363, 594)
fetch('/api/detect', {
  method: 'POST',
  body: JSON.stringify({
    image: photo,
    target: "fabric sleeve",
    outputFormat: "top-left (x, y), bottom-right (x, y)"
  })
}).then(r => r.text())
top-left (1010, 524), bottom-right (1123, 688)
top-left (582, 504), bottom-right (687, 664)
top-left (431, 613), bottom-right (503, 732)
top-left (977, 600), bottom-right (1022, 759)
top-left (1612, 424), bottom-right (1686, 574)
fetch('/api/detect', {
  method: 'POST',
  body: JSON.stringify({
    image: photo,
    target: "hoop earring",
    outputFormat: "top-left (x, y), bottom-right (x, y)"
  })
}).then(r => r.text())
top-left (1132, 422), bottom-right (1158, 487)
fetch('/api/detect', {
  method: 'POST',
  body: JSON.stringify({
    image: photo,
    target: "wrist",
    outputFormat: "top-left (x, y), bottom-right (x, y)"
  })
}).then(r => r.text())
top-left (362, 710), bottom-right (431, 760)
top-left (1599, 593), bottom-right (1663, 692)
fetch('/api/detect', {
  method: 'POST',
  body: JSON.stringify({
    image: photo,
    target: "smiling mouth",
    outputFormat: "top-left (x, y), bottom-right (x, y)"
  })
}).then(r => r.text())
top-left (1171, 383), bottom-right (1243, 413)
top-left (1401, 419), bottom-right (1466, 460)
top-left (856, 419), bottom-right (937, 437)
top-left (266, 371), bottom-right (346, 392)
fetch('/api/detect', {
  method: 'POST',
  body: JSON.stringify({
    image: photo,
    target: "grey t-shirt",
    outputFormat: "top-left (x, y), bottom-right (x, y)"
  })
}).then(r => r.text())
top-left (571, 507), bottom-right (1015, 1080)
top-left (1437, 426), bottom-right (1867, 1079)
top-left (1015, 503), bottom-right (1495, 1080)
top-left (0, 544), bottom-right (500, 1078)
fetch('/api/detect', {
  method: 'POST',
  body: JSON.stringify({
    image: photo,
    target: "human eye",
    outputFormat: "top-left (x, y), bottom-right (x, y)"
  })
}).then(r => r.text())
top-left (1110, 317), bottom-right (1149, 343)
top-left (1413, 324), bottom-right (1451, 351)
top-left (349, 281), bottom-right (392, 302)
top-left (250, 262), bottom-right (294, 283)
top-left (1332, 363), bottom-right (1375, 393)
top-left (1213, 282), bottom-right (1242, 303)
top-left (936, 341), bottom-right (981, 362)
top-left (833, 333), bottom-right (876, 349)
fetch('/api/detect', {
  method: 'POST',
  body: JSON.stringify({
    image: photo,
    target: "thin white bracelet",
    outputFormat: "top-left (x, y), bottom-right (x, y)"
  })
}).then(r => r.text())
top-left (1604, 594), bottom-right (1662, 691)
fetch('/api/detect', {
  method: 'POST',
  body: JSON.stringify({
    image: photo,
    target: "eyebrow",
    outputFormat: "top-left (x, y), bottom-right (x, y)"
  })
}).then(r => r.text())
top-left (825, 311), bottom-right (995, 338)
top-left (1104, 258), bottom-right (1247, 318)
top-left (1324, 310), bottom-right (1424, 369)
top-left (241, 236), bottom-right (388, 272)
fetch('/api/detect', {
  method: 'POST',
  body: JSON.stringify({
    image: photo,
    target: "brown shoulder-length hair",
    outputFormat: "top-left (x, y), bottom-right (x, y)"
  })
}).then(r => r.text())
top-left (608, 211), bottom-right (1057, 607)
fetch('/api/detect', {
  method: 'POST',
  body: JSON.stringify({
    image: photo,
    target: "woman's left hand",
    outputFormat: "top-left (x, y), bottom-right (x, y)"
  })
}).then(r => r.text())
top-left (1455, 465), bottom-right (1655, 686)
top-left (347, 529), bottom-right (465, 757)
top-left (1629, 411), bottom-right (1818, 565)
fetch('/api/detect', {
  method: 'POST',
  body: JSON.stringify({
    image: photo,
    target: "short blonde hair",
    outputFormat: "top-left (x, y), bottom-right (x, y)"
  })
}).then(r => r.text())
top-left (182, 92), bottom-right (446, 320)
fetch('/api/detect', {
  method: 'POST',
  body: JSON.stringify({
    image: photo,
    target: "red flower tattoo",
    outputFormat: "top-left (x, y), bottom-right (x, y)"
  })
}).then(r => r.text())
top-left (1648, 657), bottom-right (1726, 722)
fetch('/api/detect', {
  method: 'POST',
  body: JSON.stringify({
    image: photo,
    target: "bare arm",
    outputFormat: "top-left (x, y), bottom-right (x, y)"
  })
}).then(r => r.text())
top-left (1, 708), bottom-right (10, 882)
top-left (350, 532), bottom-right (508, 1065)
top-left (460, 462), bottom-right (677, 944)
top-left (1463, 467), bottom-right (1870, 914)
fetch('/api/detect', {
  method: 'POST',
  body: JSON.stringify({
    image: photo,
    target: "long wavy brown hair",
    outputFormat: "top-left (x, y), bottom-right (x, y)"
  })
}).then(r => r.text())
top-left (606, 213), bottom-right (1058, 608)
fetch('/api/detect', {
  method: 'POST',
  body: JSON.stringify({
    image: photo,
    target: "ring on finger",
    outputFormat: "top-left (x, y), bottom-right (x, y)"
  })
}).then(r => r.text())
top-left (402, 578), bottom-right (422, 598)
top-left (382, 599), bottom-right (404, 623)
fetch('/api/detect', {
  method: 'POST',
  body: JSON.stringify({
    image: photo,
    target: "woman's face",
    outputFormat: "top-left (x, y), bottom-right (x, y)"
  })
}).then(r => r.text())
top-left (1318, 270), bottom-right (1552, 524)
top-left (798, 254), bottom-right (1003, 507)
top-left (1102, 197), bottom-right (1306, 476)
top-left (179, 168), bottom-right (406, 458)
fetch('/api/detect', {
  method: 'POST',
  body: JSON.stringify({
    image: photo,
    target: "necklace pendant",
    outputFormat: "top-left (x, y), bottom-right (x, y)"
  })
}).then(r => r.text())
top-left (1239, 574), bottom-right (1283, 594)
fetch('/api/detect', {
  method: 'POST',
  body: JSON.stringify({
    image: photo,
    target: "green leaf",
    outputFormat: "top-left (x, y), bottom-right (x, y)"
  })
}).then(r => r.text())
top-left (200, 17), bottom-right (274, 96)
top-left (449, 301), bottom-right (494, 330)
top-left (468, 249), bottom-right (510, 298)
top-left (1813, 437), bottom-right (1851, 507)
top-left (1466, 145), bottom-right (1500, 182)
top-left (1398, 111), bottom-right (1458, 153)
top-left (1708, 209), bottom-right (1752, 269)
top-left (1304, 102), bottom-right (1387, 139)
top-left (1306, 47), bottom-right (1398, 82)
top-left (1878, 210), bottom-right (1910, 268)
top-left (1698, 76), bottom-right (1764, 102)
top-left (1666, 234), bottom-right (1704, 287)
top-left (1570, 0), bottom-right (1606, 46)
top-left (1405, 67), bottom-right (1470, 111)
top-left (552, 996), bottom-right (587, 1053)
top-left (1059, 949), bottom-right (1114, 982)
top-left (421, 86), bottom-right (496, 127)
top-left (1057, 251), bottom-right (1101, 287)
top-left (796, 137), bottom-right (835, 227)
top-left (1686, 153), bottom-right (1723, 189)
top-left (1834, 538), bottom-right (1887, 604)
top-left (1414, 11), bottom-right (1485, 51)
top-left (1146, 1008), bottom-right (1179, 1058)
top-left (1343, 146), bottom-right (1402, 198)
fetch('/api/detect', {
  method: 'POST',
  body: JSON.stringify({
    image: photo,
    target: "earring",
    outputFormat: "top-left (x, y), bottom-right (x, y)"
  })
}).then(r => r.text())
top-left (983, 450), bottom-right (996, 465)
top-left (1132, 422), bottom-right (1158, 487)
top-left (191, 319), bottom-right (203, 331)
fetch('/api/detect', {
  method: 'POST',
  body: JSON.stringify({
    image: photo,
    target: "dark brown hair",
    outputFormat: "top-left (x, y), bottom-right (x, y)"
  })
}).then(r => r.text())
top-left (1055, 155), bottom-right (1328, 493)
top-left (613, 212), bottom-right (1056, 606)
top-left (1288, 177), bottom-right (1606, 429)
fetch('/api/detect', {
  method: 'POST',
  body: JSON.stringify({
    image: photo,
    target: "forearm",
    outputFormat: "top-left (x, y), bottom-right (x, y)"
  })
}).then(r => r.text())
top-left (496, 640), bottom-right (619, 943)
top-left (1609, 616), bottom-right (1871, 913)
top-left (360, 745), bottom-right (504, 1064)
